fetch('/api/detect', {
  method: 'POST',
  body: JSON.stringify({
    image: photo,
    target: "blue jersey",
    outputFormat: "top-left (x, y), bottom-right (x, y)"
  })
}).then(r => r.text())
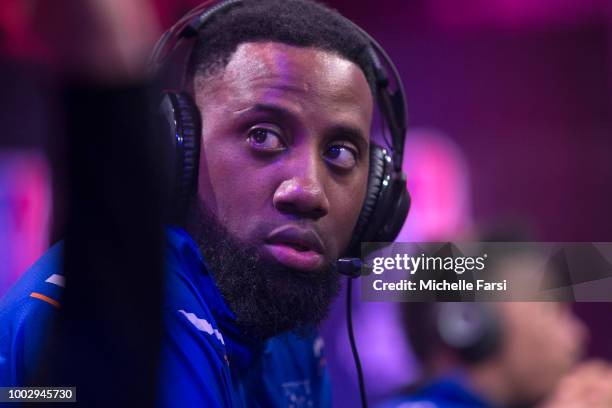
top-left (379, 374), bottom-right (493, 408)
top-left (0, 227), bottom-right (331, 407)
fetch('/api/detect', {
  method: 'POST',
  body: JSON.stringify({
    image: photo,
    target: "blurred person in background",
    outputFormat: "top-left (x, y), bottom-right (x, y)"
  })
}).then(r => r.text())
top-left (380, 246), bottom-right (612, 408)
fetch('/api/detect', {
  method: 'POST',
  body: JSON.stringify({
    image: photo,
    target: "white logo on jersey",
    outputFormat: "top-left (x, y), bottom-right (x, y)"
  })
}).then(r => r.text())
top-left (178, 309), bottom-right (225, 345)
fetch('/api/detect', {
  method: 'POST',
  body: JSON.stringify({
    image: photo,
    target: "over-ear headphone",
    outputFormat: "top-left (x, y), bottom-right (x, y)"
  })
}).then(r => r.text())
top-left (436, 303), bottom-right (502, 364)
top-left (150, 0), bottom-right (411, 257)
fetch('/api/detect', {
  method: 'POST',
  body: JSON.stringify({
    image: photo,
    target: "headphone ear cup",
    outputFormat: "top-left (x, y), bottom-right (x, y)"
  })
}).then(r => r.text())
top-left (436, 303), bottom-right (502, 364)
top-left (158, 92), bottom-right (201, 218)
top-left (347, 144), bottom-right (410, 256)
top-left (347, 144), bottom-right (388, 255)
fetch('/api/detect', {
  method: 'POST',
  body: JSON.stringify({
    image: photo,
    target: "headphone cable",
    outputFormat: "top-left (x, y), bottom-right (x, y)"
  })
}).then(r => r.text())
top-left (346, 278), bottom-right (368, 408)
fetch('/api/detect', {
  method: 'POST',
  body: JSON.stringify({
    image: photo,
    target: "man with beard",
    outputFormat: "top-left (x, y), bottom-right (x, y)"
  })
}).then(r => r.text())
top-left (0, 0), bottom-right (409, 406)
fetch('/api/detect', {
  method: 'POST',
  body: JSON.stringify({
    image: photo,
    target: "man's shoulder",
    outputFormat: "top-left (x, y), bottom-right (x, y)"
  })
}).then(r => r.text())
top-left (0, 242), bottom-right (65, 321)
top-left (158, 231), bottom-right (237, 407)
top-left (0, 243), bottom-right (65, 386)
top-left (377, 395), bottom-right (446, 408)
top-left (377, 376), bottom-right (492, 408)
top-left (161, 228), bottom-right (229, 361)
top-left (377, 390), bottom-right (474, 408)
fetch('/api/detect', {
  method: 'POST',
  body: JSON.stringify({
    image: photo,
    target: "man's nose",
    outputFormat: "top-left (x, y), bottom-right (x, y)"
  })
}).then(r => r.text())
top-left (272, 157), bottom-right (330, 220)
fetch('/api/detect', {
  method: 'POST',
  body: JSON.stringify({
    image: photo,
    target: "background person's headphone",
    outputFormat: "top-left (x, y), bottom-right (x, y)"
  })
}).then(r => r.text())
top-left (436, 302), bottom-right (503, 364)
top-left (150, 0), bottom-right (411, 258)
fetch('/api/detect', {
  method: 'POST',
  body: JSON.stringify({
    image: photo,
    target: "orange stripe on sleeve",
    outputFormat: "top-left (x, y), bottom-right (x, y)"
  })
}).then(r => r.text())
top-left (30, 292), bottom-right (61, 308)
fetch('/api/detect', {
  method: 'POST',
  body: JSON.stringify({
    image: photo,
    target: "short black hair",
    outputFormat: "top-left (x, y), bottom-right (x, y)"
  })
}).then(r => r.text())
top-left (185, 0), bottom-right (376, 95)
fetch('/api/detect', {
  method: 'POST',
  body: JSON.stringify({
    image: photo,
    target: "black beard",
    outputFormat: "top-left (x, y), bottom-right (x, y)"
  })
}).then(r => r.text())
top-left (184, 197), bottom-right (340, 340)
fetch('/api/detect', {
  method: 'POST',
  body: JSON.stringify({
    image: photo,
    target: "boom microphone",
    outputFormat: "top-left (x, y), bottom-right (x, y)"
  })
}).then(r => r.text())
top-left (336, 257), bottom-right (371, 278)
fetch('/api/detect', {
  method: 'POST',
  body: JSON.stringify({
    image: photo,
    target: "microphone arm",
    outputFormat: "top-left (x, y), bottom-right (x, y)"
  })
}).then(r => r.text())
top-left (336, 257), bottom-right (371, 278)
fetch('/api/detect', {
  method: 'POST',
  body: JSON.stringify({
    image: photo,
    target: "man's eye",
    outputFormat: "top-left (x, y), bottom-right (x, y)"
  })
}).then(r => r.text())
top-left (323, 144), bottom-right (357, 170)
top-left (246, 126), bottom-right (285, 151)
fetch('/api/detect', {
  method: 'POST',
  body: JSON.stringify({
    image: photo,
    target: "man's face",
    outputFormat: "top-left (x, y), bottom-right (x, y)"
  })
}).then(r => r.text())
top-left (187, 42), bottom-right (373, 338)
top-left (493, 258), bottom-right (588, 406)
top-left (194, 42), bottom-right (373, 270)
top-left (498, 301), bottom-right (587, 402)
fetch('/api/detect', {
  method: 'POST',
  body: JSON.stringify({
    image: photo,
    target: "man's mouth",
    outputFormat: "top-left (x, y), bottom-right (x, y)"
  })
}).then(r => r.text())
top-left (263, 225), bottom-right (325, 271)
